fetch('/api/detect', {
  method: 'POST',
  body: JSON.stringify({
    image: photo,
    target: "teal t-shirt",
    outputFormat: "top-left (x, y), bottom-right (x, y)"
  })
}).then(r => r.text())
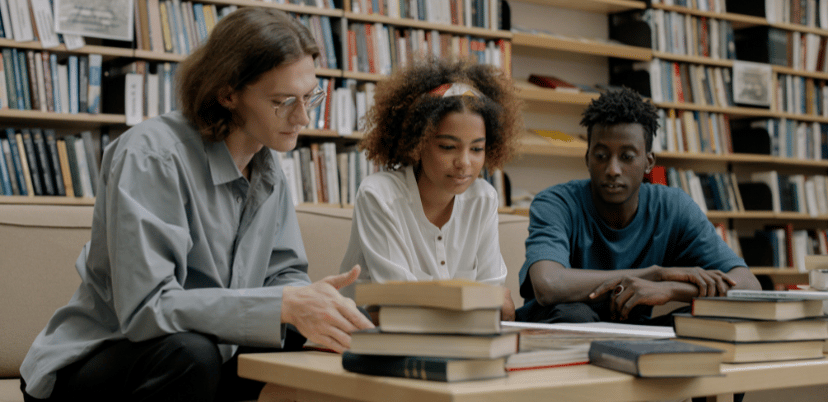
top-left (519, 179), bottom-right (747, 304)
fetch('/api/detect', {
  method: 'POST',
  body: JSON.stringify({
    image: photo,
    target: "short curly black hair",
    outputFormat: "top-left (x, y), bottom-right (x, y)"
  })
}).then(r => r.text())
top-left (360, 57), bottom-right (522, 170)
top-left (580, 87), bottom-right (660, 152)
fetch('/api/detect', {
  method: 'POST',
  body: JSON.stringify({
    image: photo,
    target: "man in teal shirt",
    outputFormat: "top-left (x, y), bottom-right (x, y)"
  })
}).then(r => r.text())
top-left (516, 88), bottom-right (761, 325)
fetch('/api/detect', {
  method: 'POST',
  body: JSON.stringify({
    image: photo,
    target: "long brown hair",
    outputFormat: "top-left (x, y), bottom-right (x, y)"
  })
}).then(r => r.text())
top-left (176, 8), bottom-right (319, 142)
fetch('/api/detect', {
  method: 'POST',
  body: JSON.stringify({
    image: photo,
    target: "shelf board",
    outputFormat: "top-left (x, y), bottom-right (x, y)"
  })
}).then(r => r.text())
top-left (343, 12), bottom-right (512, 39)
top-left (508, 0), bottom-right (645, 14)
top-left (0, 110), bottom-right (126, 127)
top-left (770, 21), bottom-right (828, 36)
top-left (515, 81), bottom-right (599, 104)
top-left (342, 71), bottom-right (387, 81)
top-left (512, 33), bottom-right (651, 60)
top-left (299, 128), bottom-right (364, 140)
top-left (653, 52), bottom-right (734, 67)
top-left (0, 39), bottom-right (134, 59)
top-left (203, 0), bottom-right (343, 16)
top-left (0, 196), bottom-right (95, 205)
top-left (773, 65), bottom-right (828, 80)
top-left (655, 102), bottom-right (777, 118)
top-left (657, 151), bottom-right (828, 168)
top-left (749, 268), bottom-right (808, 283)
top-left (133, 50), bottom-right (187, 62)
top-left (314, 67), bottom-right (343, 77)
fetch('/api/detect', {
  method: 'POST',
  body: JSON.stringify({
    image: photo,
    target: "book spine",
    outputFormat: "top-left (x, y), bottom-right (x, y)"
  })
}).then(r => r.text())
top-left (31, 129), bottom-right (54, 195)
top-left (78, 55), bottom-right (88, 113)
top-left (87, 54), bottom-right (102, 114)
top-left (0, 139), bottom-right (11, 194)
top-left (14, 132), bottom-right (33, 195)
top-left (341, 352), bottom-right (451, 381)
top-left (20, 130), bottom-right (42, 195)
top-left (68, 55), bottom-right (78, 114)
top-left (63, 136), bottom-right (83, 197)
top-left (43, 129), bottom-right (65, 196)
top-left (25, 50), bottom-right (39, 111)
top-left (587, 344), bottom-right (641, 376)
top-left (16, 49), bottom-right (29, 110)
top-left (56, 138), bottom-right (74, 197)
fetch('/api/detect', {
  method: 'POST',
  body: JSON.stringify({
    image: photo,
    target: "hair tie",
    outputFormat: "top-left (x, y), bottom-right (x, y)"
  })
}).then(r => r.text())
top-left (428, 82), bottom-right (482, 98)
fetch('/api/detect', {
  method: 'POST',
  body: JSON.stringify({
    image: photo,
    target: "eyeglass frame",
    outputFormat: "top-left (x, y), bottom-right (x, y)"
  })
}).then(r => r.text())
top-left (272, 86), bottom-right (326, 118)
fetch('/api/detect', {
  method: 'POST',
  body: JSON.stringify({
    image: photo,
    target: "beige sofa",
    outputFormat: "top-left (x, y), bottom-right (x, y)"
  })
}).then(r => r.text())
top-left (0, 203), bottom-right (529, 402)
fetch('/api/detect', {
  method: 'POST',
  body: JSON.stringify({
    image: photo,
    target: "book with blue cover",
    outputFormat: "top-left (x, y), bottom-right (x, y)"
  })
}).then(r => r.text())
top-left (342, 352), bottom-right (505, 382)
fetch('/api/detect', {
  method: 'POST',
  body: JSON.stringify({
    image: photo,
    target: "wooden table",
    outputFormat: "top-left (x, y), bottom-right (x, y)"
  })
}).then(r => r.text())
top-left (238, 351), bottom-right (828, 402)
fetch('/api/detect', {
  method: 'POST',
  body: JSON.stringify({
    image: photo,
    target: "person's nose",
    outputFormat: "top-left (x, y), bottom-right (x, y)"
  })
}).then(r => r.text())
top-left (289, 101), bottom-right (312, 127)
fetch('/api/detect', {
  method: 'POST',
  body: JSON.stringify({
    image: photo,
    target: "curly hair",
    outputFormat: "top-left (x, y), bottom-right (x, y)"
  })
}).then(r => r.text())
top-left (360, 58), bottom-right (523, 170)
top-left (176, 8), bottom-right (319, 142)
top-left (580, 87), bottom-right (660, 152)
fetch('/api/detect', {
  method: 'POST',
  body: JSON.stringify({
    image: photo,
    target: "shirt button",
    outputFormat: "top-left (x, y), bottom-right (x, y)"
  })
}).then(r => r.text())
top-left (236, 196), bottom-right (243, 203)
top-left (437, 236), bottom-right (442, 241)
top-left (440, 261), bottom-right (445, 265)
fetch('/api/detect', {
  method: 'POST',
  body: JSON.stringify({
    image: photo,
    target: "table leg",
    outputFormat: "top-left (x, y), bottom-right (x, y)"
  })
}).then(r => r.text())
top-left (258, 383), bottom-right (362, 402)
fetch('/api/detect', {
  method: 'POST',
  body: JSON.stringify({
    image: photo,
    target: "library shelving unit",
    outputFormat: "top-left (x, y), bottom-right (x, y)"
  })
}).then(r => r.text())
top-left (505, 0), bottom-right (828, 285)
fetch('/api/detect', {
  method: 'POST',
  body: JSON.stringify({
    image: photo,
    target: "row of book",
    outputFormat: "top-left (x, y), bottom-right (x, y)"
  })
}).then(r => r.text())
top-left (628, 59), bottom-right (735, 107)
top-left (775, 75), bottom-right (828, 116)
top-left (133, 0), bottom-right (236, 55)
top-left (633, 9), bottom-right (736, 60)
top-left (663, 167), bottom-right (743, 214)
top-left (102, 60), bottom-right (179, 121)
top-left (0, 0), bottom-right (84, 49)
top-left (650, 0), bottom-right (727, 13)
top-left (654, 110), bottom-right (732, 155)
top-left (741, 225), bottom-right (828, 270)
top-left (734, 25), bottom-right (828, 75)
top-left (750, 170), bottom-right (828, 216)
top-left (345, 23), bottom-right (510, 76)
top-left (0, 49), bottom-right (102, 114)
top-left (746, 119), bottom-right (828, 161)
top-left (350, 0), bottom-right (501, 31)
top-left (0, 128), bottom-right (101, 197)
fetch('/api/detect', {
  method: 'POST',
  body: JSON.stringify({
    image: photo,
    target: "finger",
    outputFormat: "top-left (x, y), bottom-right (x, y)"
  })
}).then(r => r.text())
top-left (338, 298), bottom-right (375, 330)
top-left (590, 279), bottom-right (621, 299)
top-left (613, 288), bottom-right (633, 319)
top-left (313, 333), bottom-right (348, 354)
top-left (691, 273), bottom-right (709, 297)
top-left (322, 265), bottom-right (362, 290)
top-left (619, 294), bottom-right (639, 321)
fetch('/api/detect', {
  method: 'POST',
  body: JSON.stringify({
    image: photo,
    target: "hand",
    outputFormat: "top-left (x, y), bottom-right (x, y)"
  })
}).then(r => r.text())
top-left (500, 287), bottom-right (515, 322)
top-left (281, 265), bottom-right (374, 353)
top-left (591, 276), bottom-right (673, 321)
top-left (654, 266), bottom-right (735, 297)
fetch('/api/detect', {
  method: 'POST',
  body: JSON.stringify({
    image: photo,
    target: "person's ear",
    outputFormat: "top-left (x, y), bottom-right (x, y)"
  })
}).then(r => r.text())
top-left (645, 151), bottom-right (656, 174)
top-left (217, 86), bottom-right (237, 110)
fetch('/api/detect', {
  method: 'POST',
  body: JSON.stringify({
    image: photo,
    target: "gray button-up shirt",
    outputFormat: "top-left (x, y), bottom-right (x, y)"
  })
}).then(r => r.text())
top-left (21, 111), bottom-right (311, 398)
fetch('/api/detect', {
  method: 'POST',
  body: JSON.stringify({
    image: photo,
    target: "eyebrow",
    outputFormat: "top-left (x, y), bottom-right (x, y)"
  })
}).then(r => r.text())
top-left (270, 86), bottom-right (319, 98)
top-left (435, 134), bottom-right (486, 143)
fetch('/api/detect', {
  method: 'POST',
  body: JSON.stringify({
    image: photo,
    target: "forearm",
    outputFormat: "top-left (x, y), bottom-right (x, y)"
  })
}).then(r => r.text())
top-left (529, 261), bottom-right (659, 305)
top-left (726, 267), bottom-right (762, 290)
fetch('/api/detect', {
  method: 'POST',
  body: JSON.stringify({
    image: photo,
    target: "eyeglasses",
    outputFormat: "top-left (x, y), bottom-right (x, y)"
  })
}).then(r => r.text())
top-left (272, 87), bottom-right (326, 119)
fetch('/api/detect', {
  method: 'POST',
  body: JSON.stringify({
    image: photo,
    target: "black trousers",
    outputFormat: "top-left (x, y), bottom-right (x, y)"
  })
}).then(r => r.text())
top-left (21, 328), bottom-right (306, 402)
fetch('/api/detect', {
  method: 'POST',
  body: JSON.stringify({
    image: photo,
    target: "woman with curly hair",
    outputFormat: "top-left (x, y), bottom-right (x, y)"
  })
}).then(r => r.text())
top-left (339, 58), bottom-right (523, 321)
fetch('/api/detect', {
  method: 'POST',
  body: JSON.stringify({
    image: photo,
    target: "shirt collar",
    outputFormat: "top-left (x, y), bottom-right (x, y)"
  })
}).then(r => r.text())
top-left (205, 139), bottom-right (240, 186)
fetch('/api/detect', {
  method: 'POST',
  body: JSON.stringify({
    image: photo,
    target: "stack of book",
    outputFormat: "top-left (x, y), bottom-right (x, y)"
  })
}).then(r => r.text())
top-left (342, 279), bottom-right (516, 382)
top-left (673, 292), bottom-right (828, 364)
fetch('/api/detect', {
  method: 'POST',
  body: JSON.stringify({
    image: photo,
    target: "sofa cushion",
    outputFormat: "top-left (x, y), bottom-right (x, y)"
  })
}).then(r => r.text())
top-left (0, 205), bottom-right (93, 378)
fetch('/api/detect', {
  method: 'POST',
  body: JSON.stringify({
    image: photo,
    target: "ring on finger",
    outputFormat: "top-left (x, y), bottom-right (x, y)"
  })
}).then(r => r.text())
top-left (614, 284), bottom-right (625, 296)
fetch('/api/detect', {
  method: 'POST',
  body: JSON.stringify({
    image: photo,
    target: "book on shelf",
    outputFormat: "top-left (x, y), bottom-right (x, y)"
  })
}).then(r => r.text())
top-left (673, 312), bottom-right (828, 342)
top-left (377, 305), bottom-right (501, 335)
top-left (588, 338), bottom-right (724, 378)
top-left (678, 338), bottom-right (825, 363)
top-left (527, 74), bottom-right (580, 93)
top-left (354, 279), bottom-right (504, 311)
top-left (341, 351), bottom-right (506, 382)
top-left (0, 139), bottom-right (12, 195)
top-left (348, 328), bottom-right (518, 359)
top-left (693, 296), bottom-right (825, 321)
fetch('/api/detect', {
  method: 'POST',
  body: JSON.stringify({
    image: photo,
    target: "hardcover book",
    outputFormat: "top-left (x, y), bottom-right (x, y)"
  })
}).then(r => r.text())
top-left (355, 279), bottom-right (504, 310)
top-left (673, 313), bottom-right (828, 342)
top-left (527, 74), bottom-right (580, 93)
top-left (692, 297), bottom-right (825, 321)
top-left (377, 305), bottom-right (501, 335)
top-left (588, 338), bottom-right (724, 378)
top-left (678, 338), bottom-right (825, 363)
top-left (341, 352), bottom-right (506, 382)
top-left (348, 328), bottom-right (518, 359)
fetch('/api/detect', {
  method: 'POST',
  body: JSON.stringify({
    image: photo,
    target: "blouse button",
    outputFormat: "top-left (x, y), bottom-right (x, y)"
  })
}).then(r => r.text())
top-left (440, 261), bottom-right (445, 265)
top-left (236, 196), bottom-right (243, 203)
top-left (437, 236), bottom-right (442, 241)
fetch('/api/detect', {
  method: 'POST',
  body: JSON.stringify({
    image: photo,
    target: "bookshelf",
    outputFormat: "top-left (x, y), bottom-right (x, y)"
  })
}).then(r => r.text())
top-left (505, 0), bottom-right (828, 286)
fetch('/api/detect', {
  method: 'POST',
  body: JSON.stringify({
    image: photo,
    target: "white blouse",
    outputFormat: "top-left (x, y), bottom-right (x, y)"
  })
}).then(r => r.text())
top-left (340, 165), bottom-right (507, 296)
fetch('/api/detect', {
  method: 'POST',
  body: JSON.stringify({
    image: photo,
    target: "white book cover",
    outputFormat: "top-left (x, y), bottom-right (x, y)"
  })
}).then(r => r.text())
top-left (57, 62), bottom-right (69, 115)
top-left (146, 72), bottom-right (159, 118)
top-left (323, 142), bottom-right (338, 205)
top-left (688, 172), bottom-right (708, 213)
top-left (61, 33), bottom-right (85, 50)
top-left (0, 52), bottom-right (6, 109)
top-left (727, 288), bottom-right (828, 300)
top-left (279, 153), bottom-right (299, 206)
top-left (815, 175), bottom-right (828, 215)
top-left (125, 73), bottom-right (144, 126)
top-left (291, 152), bottom-right (303, 204)
top-left (162, 62), bottom-right (173, 113)
top-left (29, 0), bottom-right (60, 48)
top-left (335, 87), bottom-right (353, 136)
top-left (72, 137), bottom-right (94, 198)
top-left (7, 0), bottom-right (34, 42)
top-left (337, 151), bottom-right (348, 205)
top-left (805, 176), bottom-right (820, 217)
top-left (68, 55), bottom-right (78, 114)
top-left (0, 0), bottom-right (12, 39)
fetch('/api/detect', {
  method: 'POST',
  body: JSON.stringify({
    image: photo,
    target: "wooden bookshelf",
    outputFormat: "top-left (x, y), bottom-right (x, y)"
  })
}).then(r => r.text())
top-left (0, 195), bottom-right (95, 205)
top-left (648, 3), bottom-right (767, 29)
top-left (508, 0), bottom-right (645, 14)
top-left (514, 81), bottom-right (599, 104)
top-left (0, 38), bottom-right (134, 59)
top-left (203, 0), bottom-right (343, 16)
top-left (0, 110), bottom-right (126, 128)
top-left (512, 32), bottom-right (651, 60)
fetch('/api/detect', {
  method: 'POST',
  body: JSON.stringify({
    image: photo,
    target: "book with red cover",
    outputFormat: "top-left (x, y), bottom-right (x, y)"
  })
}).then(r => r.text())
top-left (528, 74), bottom-right (579, 92)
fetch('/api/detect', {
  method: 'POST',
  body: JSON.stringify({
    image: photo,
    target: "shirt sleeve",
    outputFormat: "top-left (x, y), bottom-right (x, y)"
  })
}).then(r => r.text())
top-left (351, 185), bottom-right (420, 282)
top-left (473, 201), bottom-right (507, 286)
top-left (519, 187), bottom-right (574, 298)
top-left (669, 190), bottom-right (747, 273)
top-left (105, 147), bottom-right (288, 347)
